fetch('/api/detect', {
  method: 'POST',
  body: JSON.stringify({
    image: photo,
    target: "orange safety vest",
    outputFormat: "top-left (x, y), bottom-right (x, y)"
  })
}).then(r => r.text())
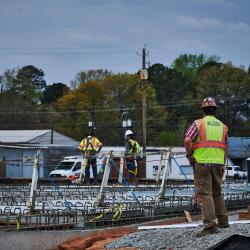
top-left (192, 116), bottom-right (228, 164)
top-left (192, 118), bottom-right (227, 150)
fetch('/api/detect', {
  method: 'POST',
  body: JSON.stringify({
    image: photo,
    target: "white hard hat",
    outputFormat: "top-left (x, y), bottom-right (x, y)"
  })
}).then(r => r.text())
top-left (125, 130), bottom-right (133, 138)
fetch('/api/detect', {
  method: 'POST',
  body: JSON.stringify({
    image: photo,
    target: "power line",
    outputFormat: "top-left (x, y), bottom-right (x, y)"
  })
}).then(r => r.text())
top-left (0, 99), bottom-right (248, 113)
top-left (0, 45), bottom-right (140, 50)
top-left (0, 110), bottom-right (246, 126)
top-left (0, 51), bottom-right (135, 56)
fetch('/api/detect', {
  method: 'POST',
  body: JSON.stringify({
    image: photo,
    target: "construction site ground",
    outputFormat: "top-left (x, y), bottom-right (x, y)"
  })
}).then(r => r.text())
top-left (54, 212), bottom-right (250, 250)
top-left (55, 214), bottom-right (201, 250)
top-left (1, 182), bottom-right (249, 250)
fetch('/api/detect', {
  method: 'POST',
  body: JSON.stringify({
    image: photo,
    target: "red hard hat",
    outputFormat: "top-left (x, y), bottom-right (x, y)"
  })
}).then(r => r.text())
top-left (201, 97), bottom-right (217, 108)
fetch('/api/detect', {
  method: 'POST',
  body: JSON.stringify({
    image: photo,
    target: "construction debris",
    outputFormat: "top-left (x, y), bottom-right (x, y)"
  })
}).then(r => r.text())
top-left (239, 204), bottom-right (250, 220)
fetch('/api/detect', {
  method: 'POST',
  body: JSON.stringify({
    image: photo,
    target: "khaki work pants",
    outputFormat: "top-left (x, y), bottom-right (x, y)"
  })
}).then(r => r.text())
top-left (194, 163), bottom-right (228, 228)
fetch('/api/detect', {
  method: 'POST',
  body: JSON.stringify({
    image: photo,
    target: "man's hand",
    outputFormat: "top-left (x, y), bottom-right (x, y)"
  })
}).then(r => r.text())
top-left (187, 155), bottom-right (195, 165)
top-left (184, 136), bottom-right (194, 165)
top-left (221, 167), bottom-right (225, 178)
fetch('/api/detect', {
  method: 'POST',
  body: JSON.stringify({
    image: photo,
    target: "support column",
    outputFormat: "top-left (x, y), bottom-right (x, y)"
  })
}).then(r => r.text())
top-left (157, 149), bottom-right (171, 201)
top-left (28, 150), bottom-right (40, 212)
top-left (156, 151), bottom-right (163, 184)
top-left (118, 156), bottom-right (124, 184)
top-left (78, 157), bottom-right (88, 184)
top-left (97, 152), bottom-right (112, 206)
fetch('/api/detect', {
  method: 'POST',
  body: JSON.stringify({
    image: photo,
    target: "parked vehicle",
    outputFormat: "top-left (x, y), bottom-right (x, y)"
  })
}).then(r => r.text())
top-left (49, 156), bottom-right (82, 178)
top-left (49, 151), bottom-right (246, 182)
top-left (146, 152), bottom-right (245, 181)
top-left (49, 155), bottom-right (102, 179)
top-left (224, 165), bottom-right (247, 180)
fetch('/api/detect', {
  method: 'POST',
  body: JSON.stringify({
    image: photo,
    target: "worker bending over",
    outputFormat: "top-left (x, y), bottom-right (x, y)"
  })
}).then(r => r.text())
top-left (184, 97), bottom-right (229, 237)
top-left (78, 130), bottom-right (103, 185)
top-left (125, 130), bottom-right (141, 186)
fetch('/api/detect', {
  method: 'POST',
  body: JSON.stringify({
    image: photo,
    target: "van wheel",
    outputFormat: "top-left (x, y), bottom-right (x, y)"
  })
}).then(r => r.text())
top-left (234, 174), bottom-right (239, 180)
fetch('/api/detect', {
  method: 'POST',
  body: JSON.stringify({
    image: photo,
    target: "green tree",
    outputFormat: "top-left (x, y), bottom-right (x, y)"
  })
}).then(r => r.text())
top-left (196, 63), bottom-right (250, 135)
top-left (0, 66), bottom-right (47, 129)
top-left (70, 68), bottom-right (112, 89)
top-left (0, 68), bottom-right (17, 91)
top-left (0, 90), bottom-right (41, 129)
top-left (13, 65), bottom-right (46, 103)
top-left (55, 73), bottom-right (166, 146)
top-left (171, 54), bottom-right (219, 80)
top-left (41, 83), bottom-right (69, 104)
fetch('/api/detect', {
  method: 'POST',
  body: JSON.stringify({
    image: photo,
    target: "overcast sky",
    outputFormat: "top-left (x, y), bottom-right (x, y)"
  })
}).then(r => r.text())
top-left (0, 0), bottom-right (250, 85)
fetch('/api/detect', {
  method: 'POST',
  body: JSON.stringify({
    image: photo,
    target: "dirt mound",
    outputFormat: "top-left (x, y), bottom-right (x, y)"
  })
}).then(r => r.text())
top-left (57, 227), bottom-right (137, 250)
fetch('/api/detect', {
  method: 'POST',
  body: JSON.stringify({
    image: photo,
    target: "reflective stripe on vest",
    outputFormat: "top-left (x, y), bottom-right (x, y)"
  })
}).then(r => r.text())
top-left (79, 136), bottom-right (101, 151)
top-left (192, 117), bottom-right (227, 150)
top-left (128, 139), bottom-right (140, 154)
top-left (192, 116), bottom-right (227, 164)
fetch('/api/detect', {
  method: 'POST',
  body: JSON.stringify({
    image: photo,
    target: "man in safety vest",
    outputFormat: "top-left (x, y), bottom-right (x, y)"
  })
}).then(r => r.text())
top-left (184, 97), bottom-right (229, 237)
top-left (124, 130), bottom-right (141, 185)
top-left (78, 130), bottom-right (103, 185)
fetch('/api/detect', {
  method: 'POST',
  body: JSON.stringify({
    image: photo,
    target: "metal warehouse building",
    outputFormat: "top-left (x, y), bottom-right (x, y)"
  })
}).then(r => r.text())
top-left (0, 130), bottom-right (79, 178)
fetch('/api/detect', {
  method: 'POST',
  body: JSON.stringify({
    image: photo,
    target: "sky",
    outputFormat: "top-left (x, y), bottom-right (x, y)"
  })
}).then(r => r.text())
top-left (0, 0), bottom-right (250, 85)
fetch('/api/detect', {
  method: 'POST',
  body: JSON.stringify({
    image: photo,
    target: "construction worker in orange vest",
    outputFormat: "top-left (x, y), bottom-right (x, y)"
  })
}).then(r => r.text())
top-left (184, 97), bottom-right (229, 237)
top-left (78, 130), bottom-right (103, 185)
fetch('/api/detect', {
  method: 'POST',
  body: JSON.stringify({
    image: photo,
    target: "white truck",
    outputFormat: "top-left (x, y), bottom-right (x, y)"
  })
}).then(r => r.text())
top-left (146, 152), bottom-right (247, 181)
top-left (224, 165), bottom-right (247, 180)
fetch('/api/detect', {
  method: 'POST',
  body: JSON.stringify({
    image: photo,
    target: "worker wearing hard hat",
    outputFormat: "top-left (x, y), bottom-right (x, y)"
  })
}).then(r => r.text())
top-left (124, 130), bottom-right (141, 185)
top-left (78, 130), bottom-right (103, 185)
top-left (184, 97), bottom-right (228, 237)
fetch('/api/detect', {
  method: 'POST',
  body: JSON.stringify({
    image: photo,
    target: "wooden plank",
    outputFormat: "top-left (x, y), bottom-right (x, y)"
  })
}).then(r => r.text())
top-left (184, 210), bottom-right (192, 223)
top-left (239, 211), bottom-right (250, 220)
top-left (138, 221), bottom-right (250, 230)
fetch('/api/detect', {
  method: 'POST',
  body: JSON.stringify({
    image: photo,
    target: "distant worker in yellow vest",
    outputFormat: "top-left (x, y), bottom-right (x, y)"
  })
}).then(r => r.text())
top-left (78, 130), bottom-right (103, 185)
top-left (125, 130), bottom-right (141, 185)
top-left (184, 97), bottom-right (228, 237)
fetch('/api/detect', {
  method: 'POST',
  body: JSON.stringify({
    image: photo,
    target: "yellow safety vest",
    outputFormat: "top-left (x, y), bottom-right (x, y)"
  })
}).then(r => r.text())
top-left (78, 136), bottom-right (102, 152)
top-left (127, 139), bottom-right (140, 154)
top-left (192, 116), bottom-right (227, 164)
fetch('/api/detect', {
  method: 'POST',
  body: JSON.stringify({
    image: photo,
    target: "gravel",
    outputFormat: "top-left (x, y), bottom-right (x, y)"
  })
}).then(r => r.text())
top-left (106, 223), bottom-right (250, 250)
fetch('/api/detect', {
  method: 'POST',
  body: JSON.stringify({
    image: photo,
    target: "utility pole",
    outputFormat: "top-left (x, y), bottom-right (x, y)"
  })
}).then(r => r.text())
top-left (140, 45), bottom-right (148, 178)
top-left (50, 105), bottom-right (54, 144)
top-left (50, 124), bottom-right (54, 144)
top-left (142, 48), bottom-right (147, 157)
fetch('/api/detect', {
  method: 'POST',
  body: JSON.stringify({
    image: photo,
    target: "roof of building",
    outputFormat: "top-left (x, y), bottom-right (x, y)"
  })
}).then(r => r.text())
top-left (0, 130), bottom-right (50, 143)
top-left (0, 130), bottom-right (79, 145)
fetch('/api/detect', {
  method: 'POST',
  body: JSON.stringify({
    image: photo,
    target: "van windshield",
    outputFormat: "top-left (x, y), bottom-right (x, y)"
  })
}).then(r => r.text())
top-left (234, 167), bottom-right (240, 171)
top-left (56, 161), bottom-right (74, 170)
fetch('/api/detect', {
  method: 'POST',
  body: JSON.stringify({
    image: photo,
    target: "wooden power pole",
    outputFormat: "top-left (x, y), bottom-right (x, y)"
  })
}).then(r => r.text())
top-left (140, 45), bottom-right (148, 177)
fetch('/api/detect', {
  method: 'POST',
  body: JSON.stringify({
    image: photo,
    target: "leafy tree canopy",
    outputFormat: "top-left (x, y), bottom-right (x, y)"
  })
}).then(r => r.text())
top-left (70, 68), bottom-right (112, 89)
top-left (41, 83), bottom-right (69, 104)
top-left (13, 65), bottom-right (46, 103)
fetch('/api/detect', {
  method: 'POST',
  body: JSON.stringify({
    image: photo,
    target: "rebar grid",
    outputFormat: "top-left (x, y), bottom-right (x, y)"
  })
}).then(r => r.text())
top-left (0, 183), bottom-right (249, 231)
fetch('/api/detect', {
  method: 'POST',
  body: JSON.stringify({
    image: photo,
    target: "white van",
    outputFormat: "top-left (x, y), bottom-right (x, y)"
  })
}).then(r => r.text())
top-left (49, 156), bottom-right (83, 178)
top-left (49, 155), bottom-right (103, 179)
